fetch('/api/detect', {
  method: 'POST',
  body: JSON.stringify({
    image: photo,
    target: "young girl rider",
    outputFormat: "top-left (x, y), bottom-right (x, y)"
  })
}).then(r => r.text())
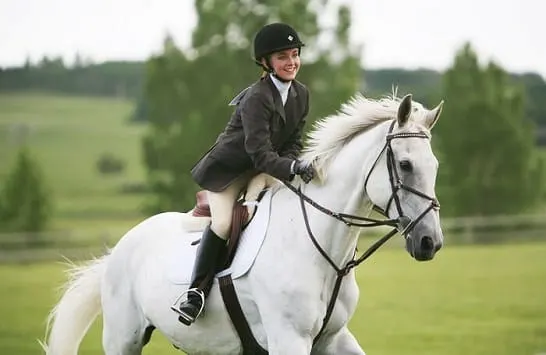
top-left (176, 22), bottom-right (316, 326)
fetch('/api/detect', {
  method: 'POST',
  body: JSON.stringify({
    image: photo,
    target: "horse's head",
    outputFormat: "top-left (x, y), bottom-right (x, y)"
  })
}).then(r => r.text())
top-left (365, 94), bottom-right (444, 261)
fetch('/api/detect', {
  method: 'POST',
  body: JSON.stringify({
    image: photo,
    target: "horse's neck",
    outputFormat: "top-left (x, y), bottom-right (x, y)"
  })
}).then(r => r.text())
top-left (297, 121), bottom-right (390, 271)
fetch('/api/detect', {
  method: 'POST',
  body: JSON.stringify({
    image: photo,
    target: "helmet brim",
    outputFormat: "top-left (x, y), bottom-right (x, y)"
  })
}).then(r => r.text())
top-left (255, 42), bottom-right (305, 61)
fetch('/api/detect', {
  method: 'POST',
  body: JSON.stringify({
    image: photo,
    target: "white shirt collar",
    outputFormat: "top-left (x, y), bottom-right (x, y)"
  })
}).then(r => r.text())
top-left (269, 74), bottom-right (291, 105)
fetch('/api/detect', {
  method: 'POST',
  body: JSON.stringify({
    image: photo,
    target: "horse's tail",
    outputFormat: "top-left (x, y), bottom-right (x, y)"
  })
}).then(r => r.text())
top-left (41, 254), bottom-right (108, 355)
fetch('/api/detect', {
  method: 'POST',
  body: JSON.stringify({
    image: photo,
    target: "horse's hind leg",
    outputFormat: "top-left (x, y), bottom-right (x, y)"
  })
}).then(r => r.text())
top-left (102, 293), bottom-right (149, 355)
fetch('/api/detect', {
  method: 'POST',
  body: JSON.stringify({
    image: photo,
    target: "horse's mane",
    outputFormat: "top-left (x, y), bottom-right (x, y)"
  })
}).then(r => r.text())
top-left (300, 92), bottom-right (430, 180)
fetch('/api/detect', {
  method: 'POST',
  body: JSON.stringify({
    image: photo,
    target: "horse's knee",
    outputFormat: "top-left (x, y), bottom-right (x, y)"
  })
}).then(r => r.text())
top-left (316, 328), bottom-right (364, 355)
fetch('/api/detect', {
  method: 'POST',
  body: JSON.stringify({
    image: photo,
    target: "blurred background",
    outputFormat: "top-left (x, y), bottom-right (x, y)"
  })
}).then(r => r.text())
top-left (1, 0), bottom-right (545, 354)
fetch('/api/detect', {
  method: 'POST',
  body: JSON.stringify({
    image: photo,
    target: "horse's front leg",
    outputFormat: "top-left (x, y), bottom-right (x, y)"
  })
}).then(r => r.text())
top-left (259, 305), bottom-right (314, 354)
top-left (312, 327), bottom-right (365, 355)
top-left (265, 327), bottom-right (313, 354)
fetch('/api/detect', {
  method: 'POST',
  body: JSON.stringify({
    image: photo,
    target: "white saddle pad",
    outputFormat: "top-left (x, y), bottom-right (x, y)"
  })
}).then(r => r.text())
top-left (166, 189), bottom-right (274, 284)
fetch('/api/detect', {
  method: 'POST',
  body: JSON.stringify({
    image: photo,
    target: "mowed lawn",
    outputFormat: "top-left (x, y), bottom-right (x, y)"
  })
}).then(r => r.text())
top-left (1, 242), bottom-right (545, 355)
top-left (0, 93), bottom-right (148, 229)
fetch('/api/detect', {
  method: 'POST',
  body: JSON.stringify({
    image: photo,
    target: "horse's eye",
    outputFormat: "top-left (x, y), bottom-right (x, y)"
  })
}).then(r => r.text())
top-left (399, 160), bottom-right (412, 172)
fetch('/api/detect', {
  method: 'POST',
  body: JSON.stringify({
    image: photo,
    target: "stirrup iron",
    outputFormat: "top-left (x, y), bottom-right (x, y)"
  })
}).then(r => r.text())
top-left (170, 288), bottom-right (206, 323)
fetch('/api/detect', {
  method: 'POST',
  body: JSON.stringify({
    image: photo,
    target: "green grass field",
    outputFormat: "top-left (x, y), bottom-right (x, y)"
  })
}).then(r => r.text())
top-left (0, 93), bottom-right (148, 230)
top-left (1, 242), bottom-right (545, 355)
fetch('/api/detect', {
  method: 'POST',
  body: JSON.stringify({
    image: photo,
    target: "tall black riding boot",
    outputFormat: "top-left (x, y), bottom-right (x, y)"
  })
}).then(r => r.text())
top-left (177, 225), bottom-right (227, 326)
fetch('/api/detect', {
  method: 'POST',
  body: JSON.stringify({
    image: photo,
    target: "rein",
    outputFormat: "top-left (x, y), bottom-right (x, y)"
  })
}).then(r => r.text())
top-left (283, 120), bottom-right (440, 344)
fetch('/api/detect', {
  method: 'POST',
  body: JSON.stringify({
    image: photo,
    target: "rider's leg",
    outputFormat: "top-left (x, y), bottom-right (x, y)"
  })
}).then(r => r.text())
top-left (177, 177), bottom-right (247, 325)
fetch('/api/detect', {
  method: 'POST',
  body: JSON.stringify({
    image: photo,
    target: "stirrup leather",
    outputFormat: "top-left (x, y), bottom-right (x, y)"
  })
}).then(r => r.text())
top-left (170, 288), bottom-right (206, 323)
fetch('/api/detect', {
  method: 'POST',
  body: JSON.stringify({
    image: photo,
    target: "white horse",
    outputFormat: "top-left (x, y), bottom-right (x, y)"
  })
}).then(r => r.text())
top-left (43, 93), bottom-right (444, 355)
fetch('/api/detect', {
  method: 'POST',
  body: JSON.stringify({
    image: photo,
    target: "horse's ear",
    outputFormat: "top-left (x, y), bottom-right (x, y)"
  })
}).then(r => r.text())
top-left (397, 94), bottom-right (412, 127)
top-left (424, 100), bottom-right (444, 130)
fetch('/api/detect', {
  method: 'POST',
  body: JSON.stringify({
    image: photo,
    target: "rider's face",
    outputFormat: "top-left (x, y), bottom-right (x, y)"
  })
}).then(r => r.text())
top-left (265, 48), bottom-right (300, 81)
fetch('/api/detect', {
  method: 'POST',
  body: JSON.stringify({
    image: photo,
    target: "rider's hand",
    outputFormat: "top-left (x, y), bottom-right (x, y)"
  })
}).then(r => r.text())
top-left (293, 160), bottom-right (315, 183)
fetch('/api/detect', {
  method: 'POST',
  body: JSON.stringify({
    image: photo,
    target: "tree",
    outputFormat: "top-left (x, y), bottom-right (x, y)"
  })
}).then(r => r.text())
top-left (73, 52), bottom-right (84, 69)
top-left (142, 0), bottom-right (361, 212)
top-left (435, 43), bottom-right (545, 217)
top-left (0, 147), bottom-right (52, 234)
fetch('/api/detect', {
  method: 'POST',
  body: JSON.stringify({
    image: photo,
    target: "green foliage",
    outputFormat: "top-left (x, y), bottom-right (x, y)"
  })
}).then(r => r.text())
top-left (96, 153), bottom-right (126, 175)
top-left (142, 0), bottom-right (361, 212)
top-left (518, 72), bottom-right (546, 126)
top-left (363, 68), bottom-right (442, 105)
top-left (0, 59), bottom-right (144, 99)
top-left (0, 146), bottom-right (52, 233)
top-left (435, 43), bottom-right (546, 217)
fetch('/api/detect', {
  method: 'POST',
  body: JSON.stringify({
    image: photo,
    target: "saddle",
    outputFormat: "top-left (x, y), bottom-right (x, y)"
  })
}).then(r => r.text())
top-left (192, 191), bottom-right (212, 218)
top-left (189, 173), bottom-right (280, 268)
top-left (190, 190), bottom-right (258, 268)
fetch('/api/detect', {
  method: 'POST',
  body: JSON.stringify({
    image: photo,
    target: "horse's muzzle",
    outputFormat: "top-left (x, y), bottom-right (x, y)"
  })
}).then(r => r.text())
top-left (407, 234), bottom-right (442, 261)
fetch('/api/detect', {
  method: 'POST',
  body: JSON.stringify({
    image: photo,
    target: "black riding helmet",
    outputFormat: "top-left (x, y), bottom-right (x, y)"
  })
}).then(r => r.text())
top-left (253, 23), bottom-right (305, 72)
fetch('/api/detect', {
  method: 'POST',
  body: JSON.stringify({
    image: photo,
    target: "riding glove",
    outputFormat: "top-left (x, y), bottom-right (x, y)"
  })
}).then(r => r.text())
top-left (293, 160), bottom-right (315, 183)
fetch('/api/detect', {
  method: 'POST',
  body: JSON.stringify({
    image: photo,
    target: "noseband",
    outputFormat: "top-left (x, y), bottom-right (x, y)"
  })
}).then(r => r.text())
top-left (283, 119), bottom-right (440, 344)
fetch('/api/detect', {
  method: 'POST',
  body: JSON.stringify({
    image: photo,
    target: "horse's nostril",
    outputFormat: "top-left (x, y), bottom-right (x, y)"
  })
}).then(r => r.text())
top-left (420, 236), bottom-right (434, 252)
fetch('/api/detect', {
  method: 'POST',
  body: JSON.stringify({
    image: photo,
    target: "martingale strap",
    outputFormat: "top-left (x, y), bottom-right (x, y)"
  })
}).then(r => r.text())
top-left (219, 275), bottom-right (268, 355)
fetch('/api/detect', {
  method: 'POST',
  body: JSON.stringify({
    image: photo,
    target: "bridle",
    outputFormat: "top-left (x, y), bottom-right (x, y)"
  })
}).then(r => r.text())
top-left (364, 120), bottom-right (441, 235)
top-left (283, 119), bottom-right (440, 344)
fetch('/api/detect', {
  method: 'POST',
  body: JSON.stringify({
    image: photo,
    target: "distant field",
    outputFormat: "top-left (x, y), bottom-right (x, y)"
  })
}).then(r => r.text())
top-left (1, 92), bottom-right (545, 231)
top-left (1, 242), bottom-right (545, 355)
top-left (0, 93), bottom-right (148, 229)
